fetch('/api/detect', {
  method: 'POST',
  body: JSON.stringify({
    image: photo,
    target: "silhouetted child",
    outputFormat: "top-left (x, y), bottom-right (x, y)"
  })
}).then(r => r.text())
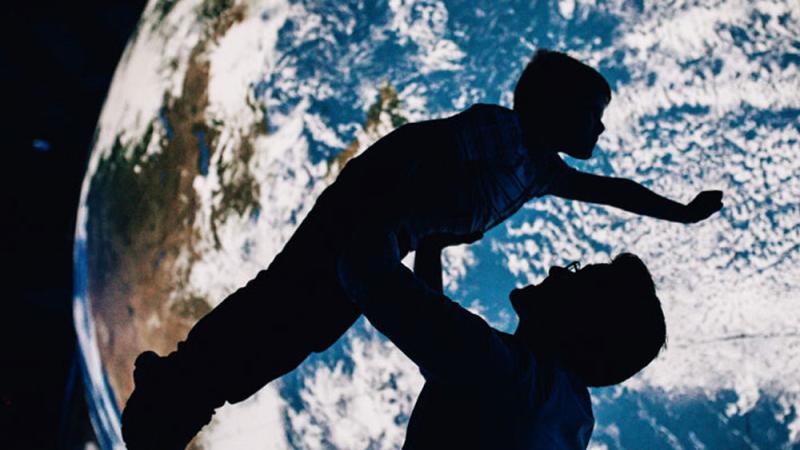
top-left (122, 49), bottom-right (722, 449)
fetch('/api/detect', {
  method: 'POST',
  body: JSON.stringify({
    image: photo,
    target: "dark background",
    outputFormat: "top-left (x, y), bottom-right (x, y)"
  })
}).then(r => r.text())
top-left (1, 1), bottom-right (147, 448)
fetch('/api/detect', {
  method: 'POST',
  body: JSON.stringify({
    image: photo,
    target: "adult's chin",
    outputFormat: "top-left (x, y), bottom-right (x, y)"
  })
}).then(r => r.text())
top-left (576, 142), bottom-right (598, 159)
top-left (567, 148), bottom-right (593, 160)
top-left (562, 141), bottom-right (595, 160)
top-left (510, 285), bottom-right (537, 314)
top-left (509, 289), bottom-right (524, 312)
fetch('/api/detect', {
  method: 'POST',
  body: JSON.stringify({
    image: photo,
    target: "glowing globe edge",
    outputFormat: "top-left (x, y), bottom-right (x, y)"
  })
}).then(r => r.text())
top-left (74, 235), bottom-right (126, 450)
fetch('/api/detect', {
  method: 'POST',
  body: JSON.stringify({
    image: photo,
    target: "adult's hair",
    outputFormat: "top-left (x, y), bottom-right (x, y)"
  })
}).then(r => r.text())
top-left (513, 49), bottom-right (612, 120)
top-left (567, 253), bottom-right (667, 387)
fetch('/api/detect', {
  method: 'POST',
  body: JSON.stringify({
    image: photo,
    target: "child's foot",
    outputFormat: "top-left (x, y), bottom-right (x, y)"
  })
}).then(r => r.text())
top-left (121, 351), bottom-right (221, 450)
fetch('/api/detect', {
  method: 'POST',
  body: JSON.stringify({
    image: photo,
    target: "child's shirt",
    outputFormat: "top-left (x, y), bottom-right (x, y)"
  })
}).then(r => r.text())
top-left (443, 103), bottom-right (572, 235)
top-left (325, 103), bottom-right (574, 252)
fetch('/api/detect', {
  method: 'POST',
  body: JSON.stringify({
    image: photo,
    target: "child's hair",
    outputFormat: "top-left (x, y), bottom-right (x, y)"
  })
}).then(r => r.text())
top-left (513, 49), bottom-right (611, 118)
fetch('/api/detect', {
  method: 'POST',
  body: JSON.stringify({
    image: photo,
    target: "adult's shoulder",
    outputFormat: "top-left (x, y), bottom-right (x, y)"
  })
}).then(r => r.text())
top-left (494, 332), bottom-right (540, 383)
top-left (500, 340), bottom-right (574, 406)
top-left (552, 364), bottom-right (594, 426)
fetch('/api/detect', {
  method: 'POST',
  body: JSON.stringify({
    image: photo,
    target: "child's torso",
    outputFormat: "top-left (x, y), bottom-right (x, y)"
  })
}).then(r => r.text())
top-left (320, 104), bottom-right (567, 250)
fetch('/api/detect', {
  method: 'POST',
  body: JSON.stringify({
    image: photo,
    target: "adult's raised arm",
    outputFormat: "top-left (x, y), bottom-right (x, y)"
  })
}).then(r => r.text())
top-left (337, 227), bottom-right (518, 386)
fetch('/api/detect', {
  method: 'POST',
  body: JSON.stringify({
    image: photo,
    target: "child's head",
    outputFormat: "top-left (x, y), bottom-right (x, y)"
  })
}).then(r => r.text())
top-left (513, 49), bottom-right (611, 160)
top-left (510, 253), bottom-right (666, 387)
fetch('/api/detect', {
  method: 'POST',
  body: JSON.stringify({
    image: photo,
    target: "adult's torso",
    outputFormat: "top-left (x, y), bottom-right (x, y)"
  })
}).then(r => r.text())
top-left (402, 333), bottom-right (595, 450)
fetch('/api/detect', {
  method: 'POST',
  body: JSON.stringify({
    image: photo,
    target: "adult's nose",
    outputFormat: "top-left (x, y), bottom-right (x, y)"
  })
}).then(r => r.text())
top-left (596, 121), bottom-right (605, 135)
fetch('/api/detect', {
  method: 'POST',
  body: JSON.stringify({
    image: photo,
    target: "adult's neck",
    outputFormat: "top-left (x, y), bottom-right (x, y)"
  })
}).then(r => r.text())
top-left (514, 320), bottom-right (547, 352)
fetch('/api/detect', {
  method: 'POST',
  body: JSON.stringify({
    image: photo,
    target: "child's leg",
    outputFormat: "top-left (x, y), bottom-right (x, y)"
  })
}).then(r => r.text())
top-left (165, 199), bottom-right (411, 405)
top-left (166, 208), bottom-right (362, 404)
top-left (121, 205), bottom-right (362, 449)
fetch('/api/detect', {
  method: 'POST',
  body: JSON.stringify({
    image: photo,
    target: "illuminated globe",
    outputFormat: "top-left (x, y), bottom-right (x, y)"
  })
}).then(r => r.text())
top-left (74, 0), bottom-right (800, 448)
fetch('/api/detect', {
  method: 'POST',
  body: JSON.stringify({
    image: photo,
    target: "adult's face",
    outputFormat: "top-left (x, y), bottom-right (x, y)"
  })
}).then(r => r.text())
top-left (509, 261), bottom-right (614, 344)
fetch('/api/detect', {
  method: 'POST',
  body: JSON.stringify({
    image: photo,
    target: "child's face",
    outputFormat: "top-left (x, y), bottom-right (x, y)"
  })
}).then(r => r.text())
top-left (556, 94), bottom-right (608, 160)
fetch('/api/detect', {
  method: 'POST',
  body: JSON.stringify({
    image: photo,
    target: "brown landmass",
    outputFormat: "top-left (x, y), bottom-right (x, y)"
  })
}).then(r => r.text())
top-left (327, 82), bottom-right (408, 177)
top-left (85, 3), bottom-right (254, 443)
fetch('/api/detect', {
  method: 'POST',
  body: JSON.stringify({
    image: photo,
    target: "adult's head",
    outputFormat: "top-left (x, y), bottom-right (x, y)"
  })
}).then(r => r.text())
top-left (513, 49), bottom-right (611, 159)
top-left (510, 253), bottom-right (666, 387)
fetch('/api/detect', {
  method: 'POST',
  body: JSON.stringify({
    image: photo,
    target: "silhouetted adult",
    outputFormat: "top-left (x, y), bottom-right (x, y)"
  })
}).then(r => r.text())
top-left (122, 50), bottom-right (720, 449)
top-left (338, 231), bottom-right (665, 449)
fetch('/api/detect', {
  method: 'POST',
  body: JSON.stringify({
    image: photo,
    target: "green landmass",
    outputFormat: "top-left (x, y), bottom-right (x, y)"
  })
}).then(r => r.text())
top-left (154, 0), bottom-right (178, 24)
top-left (201, 0), bottom-right (234, 21)
top-left (366, 83), bottom-right (408, 130)
top-left (328, 82), bottom-right (408, 176)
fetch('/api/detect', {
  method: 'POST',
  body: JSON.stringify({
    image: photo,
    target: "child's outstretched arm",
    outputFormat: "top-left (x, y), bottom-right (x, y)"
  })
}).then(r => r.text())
top-left (549, 170), bottom-right (723, 223)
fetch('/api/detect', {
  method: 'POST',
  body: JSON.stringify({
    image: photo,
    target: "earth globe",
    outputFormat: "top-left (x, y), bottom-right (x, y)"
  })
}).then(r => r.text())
top-left (73, 0), bottom-right (800, 448)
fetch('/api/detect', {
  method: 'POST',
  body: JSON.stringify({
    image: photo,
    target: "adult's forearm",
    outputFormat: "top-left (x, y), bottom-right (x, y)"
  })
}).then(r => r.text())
top-left (414, 242), bottom-right (443, 293)
top-left (337, 228), bottom-right (516, 384)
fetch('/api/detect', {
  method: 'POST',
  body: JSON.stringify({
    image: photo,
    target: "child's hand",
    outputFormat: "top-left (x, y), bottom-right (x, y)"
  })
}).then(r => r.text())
top-left (683, 190), bottom-right (724, 223)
